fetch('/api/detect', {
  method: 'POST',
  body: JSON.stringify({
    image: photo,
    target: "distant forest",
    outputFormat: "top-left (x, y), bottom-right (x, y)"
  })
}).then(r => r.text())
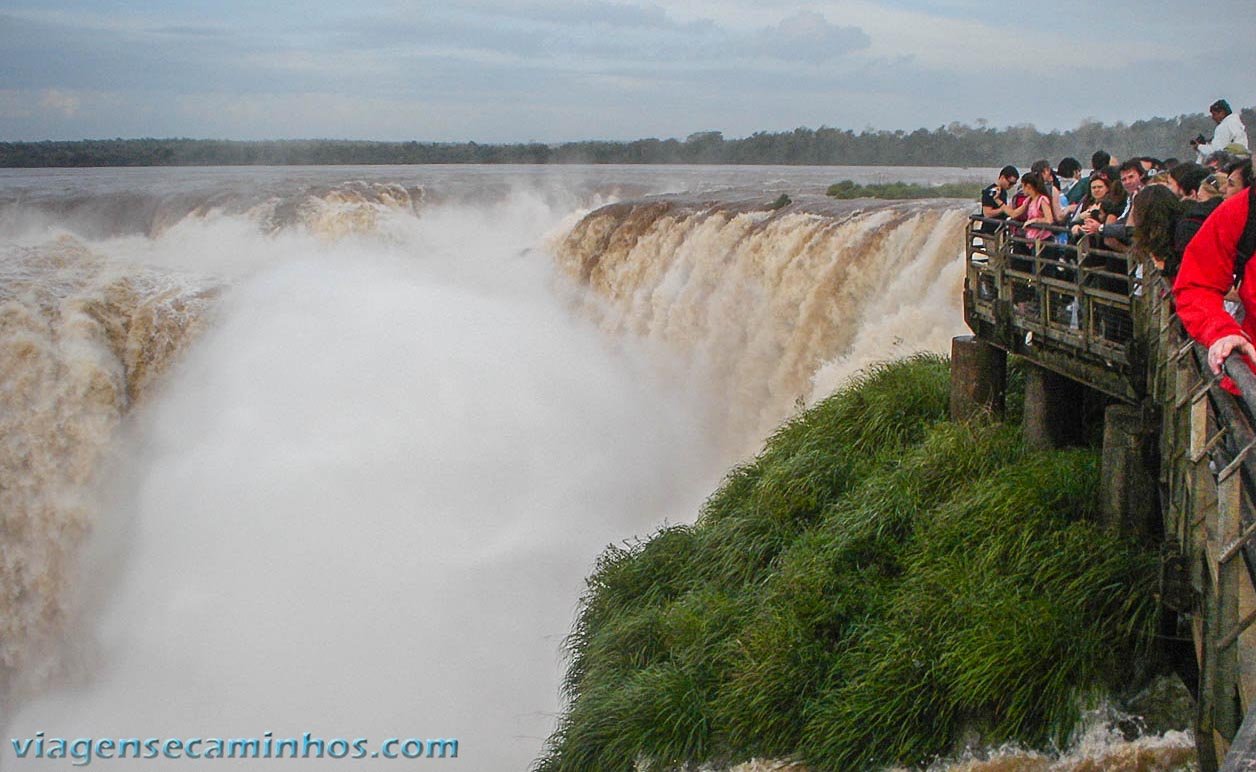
top-left (3, 110), bottom-right (1249, 168)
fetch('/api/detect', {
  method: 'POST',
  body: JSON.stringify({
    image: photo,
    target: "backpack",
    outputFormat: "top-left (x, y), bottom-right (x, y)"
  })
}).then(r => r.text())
top-left (1170, 200), bottom-right (1217, 276)
top-left (1234, 185), bottom-right (1256, 286)
top-left (1170, 187), bottom-right (1256, 283)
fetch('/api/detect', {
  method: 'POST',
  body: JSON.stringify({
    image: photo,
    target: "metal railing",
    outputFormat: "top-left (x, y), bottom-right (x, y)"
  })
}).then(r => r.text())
top-left (965, 216), bottom-right (1140, 400)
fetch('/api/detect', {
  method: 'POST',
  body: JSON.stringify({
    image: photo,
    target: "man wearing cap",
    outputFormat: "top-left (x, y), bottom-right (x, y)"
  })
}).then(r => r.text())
top-left (1194, 100), bottom-right (1249, 164)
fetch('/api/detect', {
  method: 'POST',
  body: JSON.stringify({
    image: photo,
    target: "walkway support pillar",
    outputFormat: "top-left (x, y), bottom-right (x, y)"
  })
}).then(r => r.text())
top-left (949, 335), bottom-right (1007, 422)
top-left (1022, 363), bottom-right (1086, 450)
top-left (1100, 403), bottom-right (1157, 540)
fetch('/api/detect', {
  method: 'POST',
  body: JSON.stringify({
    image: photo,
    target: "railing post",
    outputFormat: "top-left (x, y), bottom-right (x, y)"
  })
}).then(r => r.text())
top-left (1076, 236), bottom-right (1091, 350)
top-left (1191, 395), bottom-right (1222, 587)
top-left (1190, 383), bottom-right (1226, 770)
top-left (1170, 358), bottom-right (1198, 548)
top-left (1215, 464), bottom-right (1244, 742)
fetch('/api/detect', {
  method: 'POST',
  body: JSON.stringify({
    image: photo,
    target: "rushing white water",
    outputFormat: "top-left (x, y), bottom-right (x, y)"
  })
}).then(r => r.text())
top-left (2, 175), bottom-right (731, 770)
top-left (554, 197), bottom-right (971, 446)
top-left (0, 239), bottom-right (217, 704)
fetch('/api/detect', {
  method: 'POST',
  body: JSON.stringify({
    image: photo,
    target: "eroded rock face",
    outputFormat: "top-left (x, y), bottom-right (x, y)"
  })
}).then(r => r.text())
top-left (1119, 674), bottom-right (1196, 738)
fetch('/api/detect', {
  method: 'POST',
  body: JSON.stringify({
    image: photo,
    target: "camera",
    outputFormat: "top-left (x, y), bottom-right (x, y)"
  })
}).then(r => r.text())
top-left (1190, 133), bottom-right (1208, 146)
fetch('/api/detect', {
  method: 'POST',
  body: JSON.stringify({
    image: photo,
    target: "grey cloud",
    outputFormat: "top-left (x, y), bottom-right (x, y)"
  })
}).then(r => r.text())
top-left (433, 0), bottom-right (716, 32)
top-left (488, 9), bottom-right (868, 66)
top-left (330, 7), bottom-right (867, 68)
top-left (0, 13), bottom-right (382, 96)
top-left (0, 3), bottom-right (871, 141)
top-left (0, 14), bottom-right (192, 90)
top-left (331, 13), bottom-right (550, 58)
top-left (150, 25), bottom-right (234, 38)
top-left (752, 11), bottom-right (870, 63)
top-left (498, 1), bottom-right (673, 29)
top-left (330, 4), bottom-right (718, 62)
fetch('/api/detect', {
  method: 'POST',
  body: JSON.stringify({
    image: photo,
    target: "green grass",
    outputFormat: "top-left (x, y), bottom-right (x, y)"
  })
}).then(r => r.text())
top-left (536, 354), bottom-right (1159, 772)
top-left (826, 179), bottom-right (985, 200)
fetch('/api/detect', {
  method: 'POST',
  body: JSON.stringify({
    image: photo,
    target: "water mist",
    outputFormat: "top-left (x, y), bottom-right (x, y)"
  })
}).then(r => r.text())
top-left (4, 189), bottom-right (726, 770)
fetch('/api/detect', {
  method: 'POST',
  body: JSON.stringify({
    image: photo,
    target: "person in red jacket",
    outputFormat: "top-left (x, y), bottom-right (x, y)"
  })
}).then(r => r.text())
top-left (1173, 187), bottom-right (1256, 375)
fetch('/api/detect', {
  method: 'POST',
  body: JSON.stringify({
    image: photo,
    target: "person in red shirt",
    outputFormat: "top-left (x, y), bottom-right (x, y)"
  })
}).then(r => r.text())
top-left (1173, 187), bottom-right (1256, 374)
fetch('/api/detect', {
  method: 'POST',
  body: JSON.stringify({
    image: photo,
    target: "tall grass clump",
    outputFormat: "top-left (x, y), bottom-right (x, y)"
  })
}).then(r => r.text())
top-left (536, 355), bottom-right (1159, 772)
top-left (826, 179), bottom-right (985, 200)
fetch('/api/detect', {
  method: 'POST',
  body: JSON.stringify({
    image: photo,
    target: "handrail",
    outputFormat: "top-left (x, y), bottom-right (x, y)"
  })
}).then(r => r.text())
top-left (1224, 355), bottom-right (1256, 414)
top-left (1196, 347), bottom-right (1256, 585)
top-left (970, 214), bottom-right (1133, 236)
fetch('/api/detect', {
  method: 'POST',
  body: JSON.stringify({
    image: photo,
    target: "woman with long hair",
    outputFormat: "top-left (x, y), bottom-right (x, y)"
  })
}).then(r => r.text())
top-left (997, 173), bottom-right (1056, 240)
top-left (1031, 158), bottom-right (1065, 224)
top-left (987, 172), bottom-right (1060, 282)
top-left (1129, 184), bottom-right (1187, 275)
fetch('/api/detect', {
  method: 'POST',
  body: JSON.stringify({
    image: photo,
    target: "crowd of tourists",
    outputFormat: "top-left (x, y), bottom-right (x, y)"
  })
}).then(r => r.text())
top-left (976, 99), bottom-right (1256, 381)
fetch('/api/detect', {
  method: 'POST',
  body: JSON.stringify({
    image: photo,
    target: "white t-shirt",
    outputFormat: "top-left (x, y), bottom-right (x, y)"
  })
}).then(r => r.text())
top-left (1197, 112), bottom-right (1250, 162)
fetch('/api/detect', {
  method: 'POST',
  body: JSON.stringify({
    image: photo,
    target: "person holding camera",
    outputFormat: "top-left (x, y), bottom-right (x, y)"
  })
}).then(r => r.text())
top-left (1193, 99), bottom-right (1249, 163)
top-left (1073, 162), bottom-right (1142, 251)
top-left (1068, 171), bottom-right (1119, 233)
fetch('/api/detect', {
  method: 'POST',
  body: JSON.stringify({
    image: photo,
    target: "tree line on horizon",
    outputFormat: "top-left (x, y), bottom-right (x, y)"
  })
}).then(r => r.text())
top-left (2, 110), bottom-right (1247, 168)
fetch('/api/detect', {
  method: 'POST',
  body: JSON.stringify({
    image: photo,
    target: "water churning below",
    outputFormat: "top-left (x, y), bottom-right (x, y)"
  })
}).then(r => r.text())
top-left (3, 173), bottom-right (733, 770)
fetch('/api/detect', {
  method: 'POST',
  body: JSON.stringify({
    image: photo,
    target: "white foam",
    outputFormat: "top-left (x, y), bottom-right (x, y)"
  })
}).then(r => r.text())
top-left (5, 190), bottom-right (726, 770)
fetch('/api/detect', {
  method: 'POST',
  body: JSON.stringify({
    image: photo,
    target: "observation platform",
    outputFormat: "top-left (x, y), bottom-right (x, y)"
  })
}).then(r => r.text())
top-left (957, 216), bottom-right (1256, 771)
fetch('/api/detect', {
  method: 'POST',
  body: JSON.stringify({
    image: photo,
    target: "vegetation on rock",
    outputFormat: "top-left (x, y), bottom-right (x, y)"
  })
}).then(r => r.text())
top-left (536, 355), bottom-right (1159, 771)
top-left (826, 179), bottom-right (985, 200)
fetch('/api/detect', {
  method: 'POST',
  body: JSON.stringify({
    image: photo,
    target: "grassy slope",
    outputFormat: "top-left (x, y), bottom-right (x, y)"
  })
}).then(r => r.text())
top-left (537, 355), bottom-right (1159, 771)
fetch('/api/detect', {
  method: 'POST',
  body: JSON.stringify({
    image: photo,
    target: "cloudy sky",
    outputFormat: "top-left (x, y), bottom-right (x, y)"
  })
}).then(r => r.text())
top-left (1, 0), bottom-right (1253, 142)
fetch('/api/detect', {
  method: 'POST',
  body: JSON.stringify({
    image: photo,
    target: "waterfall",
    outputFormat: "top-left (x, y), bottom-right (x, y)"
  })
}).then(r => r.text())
top-left (1, 169), bottom-right (988, 769)
top-left (554, 197), bottom-right (971, 446)
top-left (0, 238), bottom-right (216, 702)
